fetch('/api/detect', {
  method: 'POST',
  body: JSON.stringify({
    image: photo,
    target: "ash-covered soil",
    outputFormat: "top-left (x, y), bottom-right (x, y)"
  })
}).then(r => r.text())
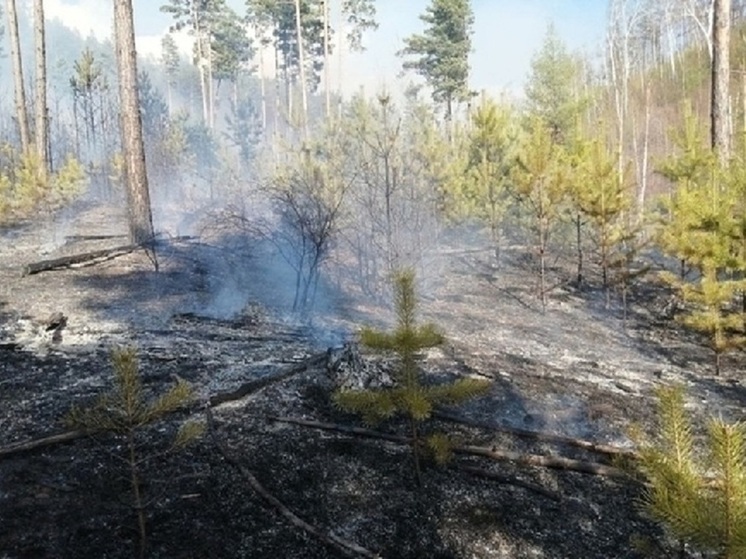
top-left (2, 201), bottom-right (746, 558)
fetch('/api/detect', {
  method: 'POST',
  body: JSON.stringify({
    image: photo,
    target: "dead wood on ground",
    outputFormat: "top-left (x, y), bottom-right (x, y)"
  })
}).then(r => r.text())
top-left (0, 429), bottom-right (86, 458)
top-left (454, 464), bottom-right (561, 501)
top-left (433, 410), bottom-right (638, 460)
top-left (207, 409), bottom-right (380, 559)
top-left (23, 244), bottom-right (141, 276)
top-left (271, 416), bottom-right (629, 479)
top-left (0, 352), bottom-right (329, 460)
top-left (208, 352), bottom-right (328, 406)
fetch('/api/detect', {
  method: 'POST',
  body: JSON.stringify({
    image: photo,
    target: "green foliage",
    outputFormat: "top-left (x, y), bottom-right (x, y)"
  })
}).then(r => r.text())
top-left (334, 270), bottom-right (490, 485)
top-left (211, 4), bottom-right (254, 84)
top-left (66, 348), bottom-right (203, 558)
top-left (333, 92), bottom-right (451, 296)
top-left (444, 95), bottom-right (517, 263)
top-left (224, 97), bottom-right (262, 170)
top-left (511, 118), bottom-right (571, 309)
top-left (245, 0), bottom-right (327, 90)
top-left (399, 0), bottom-right (474, 119)
top-left (160, 32), bottom-right (181, 84)
top-left (637, 385), bottom-right (746, 558)
top-left (342, 0), bottom-right (378, 51)
top-left (525, 24), bottom-right (586, 144)
top-left (138, 71), bottom-right (170, 144)
top-left (657, 110), bottom-right (746, 374)
top-left (0, 148), bottom-right (85, 224)
top-left (569, 136), bottom-right (636, 296)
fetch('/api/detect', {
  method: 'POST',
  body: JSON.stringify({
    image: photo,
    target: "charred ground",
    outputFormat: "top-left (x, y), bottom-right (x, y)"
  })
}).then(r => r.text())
top-left (2, 202), bottom-right (746, 558)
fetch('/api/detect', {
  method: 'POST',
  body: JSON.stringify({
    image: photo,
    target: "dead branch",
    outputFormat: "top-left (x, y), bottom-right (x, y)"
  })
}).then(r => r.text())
top-left (0, 353), bottom-right (329, 461)
top-left (455, 444), bottom-right (628, 478)
top-left (209, 352), bottom-right (328, 407)
top-left (271, 416), bottom-right (628, 478)
top-left (271, 415), bottom-right (410, 444)
top-left (433, 410), bottom-right (639, 460)
top-left (454, 464), bottom-right (561, 501)
top-left (23, 244), bottom-right (141, 276)
top-left (207, 409), bottom-right (380, 559)
top-left (0, 429), bottom-right (86, 458)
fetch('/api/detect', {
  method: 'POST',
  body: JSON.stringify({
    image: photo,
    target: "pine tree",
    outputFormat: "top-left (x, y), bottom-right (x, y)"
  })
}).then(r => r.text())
top-left (636, 385), bottom-right (746, 558)
top-left (334, 270), bottom-right (490, 485)
top-left (525, 24), bottom-right (586, 145)
top-left (66, 348), bottom-right (203, 559)
top-left (658, 110), bottom-right (745, 374)
top-left (570, 136), bottom-right (634, 303)
top-left (448, 95), bottom-right (516, 266)
top-left (398, 0), bottom-right (474, 122)
top-left (115, 0), bottom-right (156, 247)
top-left (160, 33), bottom-right (180, 115)
top-left (511, 118), bottom-right (570, 311)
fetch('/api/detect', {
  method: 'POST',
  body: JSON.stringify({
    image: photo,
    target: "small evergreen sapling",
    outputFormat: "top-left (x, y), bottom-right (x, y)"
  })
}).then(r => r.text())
top-left (333, 270), bottom-right (490, 485)
top-left (636, 385), bottom-right (746, 558)
top-left (66, 348), bottom-right (203, 559)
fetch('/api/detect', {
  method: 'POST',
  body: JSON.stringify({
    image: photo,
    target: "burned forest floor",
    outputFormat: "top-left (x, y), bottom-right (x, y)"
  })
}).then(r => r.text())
top-left (2, 200), bottom-right (746, 559)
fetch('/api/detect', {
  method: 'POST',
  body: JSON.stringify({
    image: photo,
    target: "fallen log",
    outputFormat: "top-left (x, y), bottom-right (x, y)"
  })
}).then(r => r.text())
top-left (207, 409), bottom-right (380, 559)
top-left (23, 244), bottom-right (141, 276)
top-left (433, 410), bottom-right (638, 460)
top-left (270, 416), bottom-right (628, 479)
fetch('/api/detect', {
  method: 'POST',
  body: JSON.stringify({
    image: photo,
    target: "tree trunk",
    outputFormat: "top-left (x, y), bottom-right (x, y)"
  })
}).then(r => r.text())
top-left (294, 0), bottom-right (308, 134)
top-left (192, 0), bottom-right (210, 127)
top-left (712, 0), bottom-right (732, 161)
top-left (113, 0), bottom-right (155, 246)
top-left (6, 0), bottom-right (31, 155)
top-left (34, 0), bottom-right (49, 172)
top-left (323, 0), bottom-right (330, 119)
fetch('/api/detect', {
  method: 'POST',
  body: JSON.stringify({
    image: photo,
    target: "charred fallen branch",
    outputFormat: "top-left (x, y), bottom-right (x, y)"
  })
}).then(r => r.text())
top-left (454, 443), bottom-right (628, 478)
top-left (209, 351), bottom-right (328, 407)
top-left (454, 464), bottom-right (561, 501)
top-left (270, 416), bottom-right (629, 479)
top-left (0, 429), bottom-right (86, 458)
top-left (433, 410), bottom-right (638, 460)
top-left (0, 352), bottom-right (329, 460)
top-left (207, 409), bottom-right (380, 559)
top-left (23, 244), bottom-right (141, 276)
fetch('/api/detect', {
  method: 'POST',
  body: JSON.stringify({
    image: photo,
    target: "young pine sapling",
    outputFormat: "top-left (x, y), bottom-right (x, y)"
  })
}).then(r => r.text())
top-left (66, 348), bottom-right (203, 559)
top-left (333, 270), bottom-right (490, 485)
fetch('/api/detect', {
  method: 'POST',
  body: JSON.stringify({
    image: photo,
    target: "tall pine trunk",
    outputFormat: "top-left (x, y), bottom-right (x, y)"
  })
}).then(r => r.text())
top-left (294, 0), bottom-right (308, 134)
top-left (711, 0), bottom-right (731, 161)
top-left (113, 0), bottom-right (155, 247)
top-left (6, 0), bottom-right (31, 155)
top-left (322, 0), bottom-right (330, 119)
top-left (34, 0), bottom-right (49, 172)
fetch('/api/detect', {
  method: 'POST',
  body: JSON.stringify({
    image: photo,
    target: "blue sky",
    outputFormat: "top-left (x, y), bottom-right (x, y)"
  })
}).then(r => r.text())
top-left (43, 0), bottom-right (608, 98)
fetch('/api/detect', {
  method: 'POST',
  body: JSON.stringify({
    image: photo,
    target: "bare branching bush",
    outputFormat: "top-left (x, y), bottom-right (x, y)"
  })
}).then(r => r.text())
top-left (65, 348), bottom-right (203, 559)
top-left (260, 130), bottom-right (354, 313)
